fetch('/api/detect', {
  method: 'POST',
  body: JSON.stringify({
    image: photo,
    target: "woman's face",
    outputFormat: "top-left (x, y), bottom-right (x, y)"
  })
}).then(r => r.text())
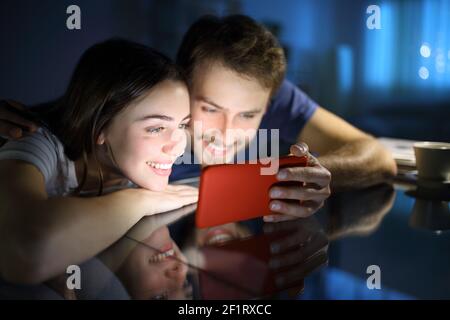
top-left (101, 80), bottom-right (190, 191)
top-left (118, 226), bottom-right (190, 300)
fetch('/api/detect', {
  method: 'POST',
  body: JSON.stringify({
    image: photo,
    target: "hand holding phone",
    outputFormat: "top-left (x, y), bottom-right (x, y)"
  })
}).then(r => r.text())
top-left (196, 155), bottom-right (308, 228)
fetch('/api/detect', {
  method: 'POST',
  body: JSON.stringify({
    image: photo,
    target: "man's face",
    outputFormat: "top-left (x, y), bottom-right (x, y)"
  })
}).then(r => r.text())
top-left (189, 62), bottom-right (271, 165)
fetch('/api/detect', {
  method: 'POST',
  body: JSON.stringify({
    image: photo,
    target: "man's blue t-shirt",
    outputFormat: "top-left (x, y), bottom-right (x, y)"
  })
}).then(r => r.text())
top-left (169, 79), bottom-right (318, 182)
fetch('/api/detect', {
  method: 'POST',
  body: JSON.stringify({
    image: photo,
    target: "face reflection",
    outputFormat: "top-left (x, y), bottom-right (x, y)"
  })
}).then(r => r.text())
top-left (117, 226), bottom-right (189, 300)
top-left (100, 80), bottom-right (190, 191)
top-left (189, 62), bottom-right (271, 166)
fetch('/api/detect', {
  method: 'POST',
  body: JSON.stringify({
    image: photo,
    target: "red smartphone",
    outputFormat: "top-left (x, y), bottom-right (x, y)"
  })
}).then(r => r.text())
top-left (195, 155), bottom-right (308, 228)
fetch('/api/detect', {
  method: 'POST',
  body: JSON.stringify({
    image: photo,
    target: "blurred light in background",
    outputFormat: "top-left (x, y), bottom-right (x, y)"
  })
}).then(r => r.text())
top-left (363, 2), bottom-right (395, 88)
top-left (435, 50), bottom-right (446, 73)
top-left (419, 66), bottom-right (430, 80)
top-left (337, 45), bottom-right (354, 95)
top-left (419, 0), bottom-right (450, 88)
top-left (363, 0), bottom-right (450, 91)
top-left (420, 43), bottom-right (431, 58)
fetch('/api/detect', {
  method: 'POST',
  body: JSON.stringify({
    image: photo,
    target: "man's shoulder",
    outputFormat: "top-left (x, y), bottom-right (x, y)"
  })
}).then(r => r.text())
top-left (268, 79), bottom-right (315, 113)
top-left (261, 79), bottom-right (318, 141)
top-left (271, 79), bottom-right (296, 103)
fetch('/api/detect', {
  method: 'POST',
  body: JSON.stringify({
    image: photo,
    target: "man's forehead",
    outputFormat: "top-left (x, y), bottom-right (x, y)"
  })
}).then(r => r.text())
top-left (190, 65), bottom-right (271, 111)
top-left (191, 61), bottom-right (270, 92)
top-left (192, 61), bottom-right (253, 84)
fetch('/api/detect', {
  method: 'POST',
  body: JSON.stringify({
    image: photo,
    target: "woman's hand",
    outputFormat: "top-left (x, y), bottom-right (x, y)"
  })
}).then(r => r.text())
top-left (127, 203), bottom-right (197, 242)
top-left (137, 184), bottom-right (199, 216)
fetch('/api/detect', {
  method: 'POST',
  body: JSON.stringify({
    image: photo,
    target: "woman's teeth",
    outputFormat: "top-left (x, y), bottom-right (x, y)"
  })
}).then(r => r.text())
top-left (149, 248), bottom-right (175, 263)
top-left (146, 161), bottom-right (173, 170)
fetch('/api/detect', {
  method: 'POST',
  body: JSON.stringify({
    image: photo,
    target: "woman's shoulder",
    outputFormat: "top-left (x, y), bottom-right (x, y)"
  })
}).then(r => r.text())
top-left (0, 126), bottom-right (65, 164)
top-left (0, 126), bottom-right (76, 195)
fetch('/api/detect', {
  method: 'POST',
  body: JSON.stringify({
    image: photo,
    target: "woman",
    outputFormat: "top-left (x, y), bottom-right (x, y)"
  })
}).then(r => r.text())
top-left (0, 39), bottom-right (197, 285)
top-left (96, 203), bottom-right (197, 300)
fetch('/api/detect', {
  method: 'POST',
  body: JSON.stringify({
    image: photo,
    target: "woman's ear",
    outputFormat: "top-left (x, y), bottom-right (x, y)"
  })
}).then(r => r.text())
top-left (97, 132), bottom-right (106, 145)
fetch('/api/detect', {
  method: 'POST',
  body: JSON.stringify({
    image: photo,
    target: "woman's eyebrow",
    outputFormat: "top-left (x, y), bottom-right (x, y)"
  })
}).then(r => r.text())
top-left (135, 114), bottom-right (173, 122)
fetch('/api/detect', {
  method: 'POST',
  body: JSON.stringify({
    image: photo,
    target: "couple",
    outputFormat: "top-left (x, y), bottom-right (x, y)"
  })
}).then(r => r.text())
top-left (0, 15), bottom-right (396, 285)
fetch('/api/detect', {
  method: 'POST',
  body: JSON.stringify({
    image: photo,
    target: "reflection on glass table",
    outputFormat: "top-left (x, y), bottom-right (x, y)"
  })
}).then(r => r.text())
top-left (183, 217), bottom-right (328, 299)
top-left (1, 181), bottom-right (450, 300)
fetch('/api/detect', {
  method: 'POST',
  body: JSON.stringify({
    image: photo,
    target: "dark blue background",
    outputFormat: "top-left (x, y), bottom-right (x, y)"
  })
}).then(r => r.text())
top-left (1, 0), bottom-right (449, 141)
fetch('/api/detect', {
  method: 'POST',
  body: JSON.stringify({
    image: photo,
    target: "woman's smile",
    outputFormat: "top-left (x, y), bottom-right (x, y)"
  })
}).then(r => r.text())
top-left (146, 160), bottom-right (174, 176)
top-left (148, 241), bottom-right (175, 263)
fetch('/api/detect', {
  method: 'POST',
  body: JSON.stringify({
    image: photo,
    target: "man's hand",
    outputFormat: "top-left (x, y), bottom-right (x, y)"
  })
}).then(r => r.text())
top-left (0, 100), bottom-right (38, 139)
top-left (266, 142), bottom-right (331, 222)
top-left (263, 216), bottom-right (328, 291)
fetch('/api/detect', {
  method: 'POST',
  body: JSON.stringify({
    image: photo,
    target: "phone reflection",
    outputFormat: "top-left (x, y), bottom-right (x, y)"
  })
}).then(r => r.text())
top-left (184, 216), bottom-right (328, 299)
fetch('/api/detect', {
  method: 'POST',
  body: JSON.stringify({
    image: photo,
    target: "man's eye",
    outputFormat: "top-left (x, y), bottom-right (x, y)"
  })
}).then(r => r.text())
top-left (201, 106), bottom-right (217, 113)
top-left (146, 127), bottom-right (165, 134)
top-left (240, 113), bottom-right (256, 119)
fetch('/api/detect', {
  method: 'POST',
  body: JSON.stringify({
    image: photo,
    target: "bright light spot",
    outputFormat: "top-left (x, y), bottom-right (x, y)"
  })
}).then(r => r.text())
top-left (420, 44), bottom-right (431, 58)
top-left (419, 66), bottom-right (429, 79)
top-left (435, 52), bottom-right (445, 73)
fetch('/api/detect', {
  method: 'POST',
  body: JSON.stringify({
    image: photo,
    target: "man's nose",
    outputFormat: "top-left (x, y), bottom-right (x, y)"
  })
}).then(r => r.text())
top-left (217, 114), bottom-right (234, 138)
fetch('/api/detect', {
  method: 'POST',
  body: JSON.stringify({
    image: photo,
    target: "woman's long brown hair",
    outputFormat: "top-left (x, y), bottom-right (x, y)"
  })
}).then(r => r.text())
top-left (30, 38), bottom-right (186, 195)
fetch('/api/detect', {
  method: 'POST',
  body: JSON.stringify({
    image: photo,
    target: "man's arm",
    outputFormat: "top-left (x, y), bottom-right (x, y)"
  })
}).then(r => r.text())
top-left (298, 106), bottom-right (397, 190)
top-left (0, 100), bottom-right (38, 140)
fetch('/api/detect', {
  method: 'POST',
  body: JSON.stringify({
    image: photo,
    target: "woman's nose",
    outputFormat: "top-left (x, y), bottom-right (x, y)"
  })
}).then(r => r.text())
top-left (164, 262), bottom-right (187, 284)
top-left (162, 129), bottom-right (187, 157)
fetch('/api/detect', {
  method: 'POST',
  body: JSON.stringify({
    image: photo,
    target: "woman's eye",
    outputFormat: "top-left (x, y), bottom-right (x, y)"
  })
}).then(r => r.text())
top-left (151, 292), bottom-right (169, 300)
top-left (146, 127), bottom-right (165, 134)
top-left (201, 106), bottom-right (217, 113)
top-left (179, 123), bottom-right (190, 130)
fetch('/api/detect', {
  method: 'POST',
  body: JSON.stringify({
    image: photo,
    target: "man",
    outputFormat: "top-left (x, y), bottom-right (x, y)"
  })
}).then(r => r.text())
top-left (0, 15), bottom-right (397, 222)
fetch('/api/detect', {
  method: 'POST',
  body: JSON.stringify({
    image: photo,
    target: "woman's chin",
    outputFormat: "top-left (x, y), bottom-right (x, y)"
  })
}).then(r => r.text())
top-left (137, 178), bottom-right (169, 192)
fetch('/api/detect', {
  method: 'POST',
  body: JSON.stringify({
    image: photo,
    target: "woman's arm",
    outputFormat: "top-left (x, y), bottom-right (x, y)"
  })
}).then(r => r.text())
top-left (0, 160), bottom-right (197, 285)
